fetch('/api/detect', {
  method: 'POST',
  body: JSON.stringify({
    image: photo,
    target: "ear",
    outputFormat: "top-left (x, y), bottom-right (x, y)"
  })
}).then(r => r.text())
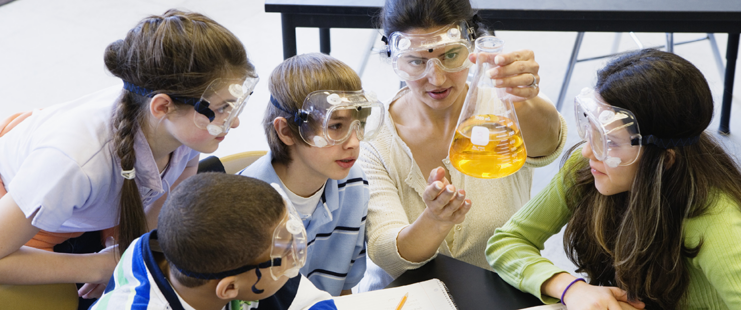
top-left (665, 149), bottom-right (676, 169)
top-left (149, 94), bottom-right (177, 119)
top-left (273, 117), bottom-right (296, 146)
top-left (215, 276), bottom-right (240, 300)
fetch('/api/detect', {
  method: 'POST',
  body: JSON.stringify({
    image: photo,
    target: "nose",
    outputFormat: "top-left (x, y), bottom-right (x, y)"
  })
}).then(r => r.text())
top-left (230, 116), bottom-right (241, 129)
top-left (581, 141), bottom-right (596, 160)
top-left (426, 61), bottom-right (447, 86)
top-left (343, 127), bottom-right (361, 149)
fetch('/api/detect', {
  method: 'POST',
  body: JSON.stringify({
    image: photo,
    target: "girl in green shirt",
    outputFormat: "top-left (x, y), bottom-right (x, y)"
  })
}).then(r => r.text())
top-left (487, 49), bottom-right (741, 310)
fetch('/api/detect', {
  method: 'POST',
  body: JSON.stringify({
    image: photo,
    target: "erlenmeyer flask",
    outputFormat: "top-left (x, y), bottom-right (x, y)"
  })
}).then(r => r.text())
top-left (448, 36), bottom-right (527, 179)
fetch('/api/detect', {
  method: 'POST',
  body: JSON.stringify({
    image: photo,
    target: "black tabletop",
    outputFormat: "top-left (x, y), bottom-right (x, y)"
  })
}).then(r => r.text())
top-left (386, 255), bottom-right (543, 310)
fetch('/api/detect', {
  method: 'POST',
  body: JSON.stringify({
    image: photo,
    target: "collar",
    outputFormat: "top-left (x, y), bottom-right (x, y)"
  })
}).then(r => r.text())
top-left (245, 153), bottom-right (340, 227)
top-left (141, 230), bottom-right (188, 310)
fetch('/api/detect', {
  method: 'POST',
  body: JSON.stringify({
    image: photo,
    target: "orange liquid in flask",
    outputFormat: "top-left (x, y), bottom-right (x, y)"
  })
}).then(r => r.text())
top-left (449, 114), bottom-right (527, 179)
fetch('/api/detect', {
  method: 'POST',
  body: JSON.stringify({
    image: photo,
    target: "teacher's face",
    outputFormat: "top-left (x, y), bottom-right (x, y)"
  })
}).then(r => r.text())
top-left (401, 26), bottom-right (470, 112)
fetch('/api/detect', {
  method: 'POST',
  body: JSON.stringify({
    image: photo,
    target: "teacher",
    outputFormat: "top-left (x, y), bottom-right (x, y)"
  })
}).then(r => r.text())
top-left (358, 0), bottom-right (567, 290)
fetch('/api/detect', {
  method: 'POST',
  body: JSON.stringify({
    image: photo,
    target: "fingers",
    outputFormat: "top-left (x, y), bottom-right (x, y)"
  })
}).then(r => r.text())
top-left (490, 71), bottom-right (539, 89)
top-left (427, 167), bottom-right (446, 185)
top-left (609, 287), bottom-right (646, 309)
top-left (78, 283), bottom-right (106, 299)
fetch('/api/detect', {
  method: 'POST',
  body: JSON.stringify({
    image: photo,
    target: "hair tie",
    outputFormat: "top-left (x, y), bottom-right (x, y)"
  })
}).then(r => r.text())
top-left (121, 168), bottom-right (136, 180)
top-left (560, 278), bottom-right (585, 305)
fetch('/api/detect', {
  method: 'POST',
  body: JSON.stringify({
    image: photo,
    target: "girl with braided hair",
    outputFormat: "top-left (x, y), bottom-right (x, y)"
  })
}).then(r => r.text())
top-left (0, 9), bottom-right (257, 308)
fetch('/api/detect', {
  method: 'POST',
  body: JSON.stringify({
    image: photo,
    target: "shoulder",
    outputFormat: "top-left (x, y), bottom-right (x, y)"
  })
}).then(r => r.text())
top-left (238, 154), bottom-right (279, 181)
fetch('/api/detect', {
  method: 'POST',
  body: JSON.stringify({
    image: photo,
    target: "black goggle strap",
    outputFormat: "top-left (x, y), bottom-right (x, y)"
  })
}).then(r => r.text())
top-left (631, 135), bottom-right (701, 149)
top-left (173, 257), bottom-right (282, 294)
top-left (270, 95), bottom-right (308, 125)
top-left (381, 35), bottom-right (391, 57)
top-left (122, 81), bottom-right (215, 122)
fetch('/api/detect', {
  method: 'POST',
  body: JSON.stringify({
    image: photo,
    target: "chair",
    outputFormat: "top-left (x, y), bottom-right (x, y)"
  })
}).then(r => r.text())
top-left (197, 150), bottom-right (268, 174)
top-left (555, 32), bottom-right (725, 110)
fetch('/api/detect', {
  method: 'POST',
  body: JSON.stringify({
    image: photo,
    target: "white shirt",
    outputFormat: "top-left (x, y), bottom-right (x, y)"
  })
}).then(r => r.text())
top-left (0, 86), bottom-right (199, 233)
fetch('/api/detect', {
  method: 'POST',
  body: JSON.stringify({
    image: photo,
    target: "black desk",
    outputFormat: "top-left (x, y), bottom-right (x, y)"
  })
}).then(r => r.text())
top-left (265, 0), bottom-right (740, 134)
top-left (386, 255), bottom-right (542, 310)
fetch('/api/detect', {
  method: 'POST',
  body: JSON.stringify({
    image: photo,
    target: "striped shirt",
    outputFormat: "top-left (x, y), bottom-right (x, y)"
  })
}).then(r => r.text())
top-left (91, 230), bottom-right (334, 310)
top-left (240, 153), bottom-right (369, 296)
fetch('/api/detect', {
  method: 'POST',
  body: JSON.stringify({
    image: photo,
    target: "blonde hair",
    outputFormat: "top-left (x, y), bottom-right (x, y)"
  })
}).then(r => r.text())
top-left (264, 53), bottom-right (362, 164)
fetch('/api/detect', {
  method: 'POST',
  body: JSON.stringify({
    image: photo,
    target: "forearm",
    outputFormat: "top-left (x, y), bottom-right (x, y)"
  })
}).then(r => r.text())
top-left (396, 209), bottom-right (452, 262)
top-left (0, 246), bottom-right (111, 285)
top-left (516, 96), bottom-right (561, 157)
top-left (541, 272), bottom-right (577, 300)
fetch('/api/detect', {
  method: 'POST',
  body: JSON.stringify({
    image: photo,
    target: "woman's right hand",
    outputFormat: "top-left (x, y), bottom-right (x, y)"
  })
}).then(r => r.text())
top-left (420, 167), bottom-right (471, 228)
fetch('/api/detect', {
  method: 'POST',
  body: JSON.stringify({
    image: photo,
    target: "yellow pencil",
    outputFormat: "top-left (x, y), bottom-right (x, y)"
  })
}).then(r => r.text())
top-left (395, 292), bottom-right (408, 310)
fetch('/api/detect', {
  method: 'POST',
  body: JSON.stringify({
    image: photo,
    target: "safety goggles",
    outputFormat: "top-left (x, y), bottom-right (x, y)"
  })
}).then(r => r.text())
top-left (170, 182), bottom-right (306, 294)
top-left (267, 183), bottom-right (308, 280)
top-left (187, 77), bottom-right (259, 136)
top-left (271, 90), bottom-right (385, 147)
top-left (386, 21), bottom-right (475, 81)
top-left (574, 88), bottom-right (644, 168)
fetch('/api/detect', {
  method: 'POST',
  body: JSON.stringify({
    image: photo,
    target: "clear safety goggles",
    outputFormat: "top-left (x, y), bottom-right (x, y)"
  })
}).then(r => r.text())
top-left (187, 77), bottom-right (259, 136)
top-left (574, 88), bottom-right (644, 168)
top-left (169, 183), bottom-right (307, 294)
top-left (271, 90), bottom-right (386, 147)
top-left (267, 183), bottom-right (308, 280)
top-left (386, 21), bottom-right (475, 81)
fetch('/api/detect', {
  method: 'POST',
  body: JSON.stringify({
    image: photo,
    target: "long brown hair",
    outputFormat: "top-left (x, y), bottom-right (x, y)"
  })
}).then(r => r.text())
top-left (103, 9), bottom-right (255, 253)
top-left (562, 49), bottom-right (741, 310)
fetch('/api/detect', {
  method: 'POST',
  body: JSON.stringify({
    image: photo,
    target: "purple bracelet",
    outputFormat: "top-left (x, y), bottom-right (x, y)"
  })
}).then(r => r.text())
top-left (560, 277), bottom-right (586, 305)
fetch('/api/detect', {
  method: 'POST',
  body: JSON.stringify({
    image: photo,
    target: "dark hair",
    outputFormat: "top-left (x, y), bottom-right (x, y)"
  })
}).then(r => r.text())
top-left (158, 173), bottom-right (285, 287)
top-left (103, 9), bottom-right (256, 253)
top-left (378, 0), bottom-right (487, 38)
top-left (562, 49), bottom-right (741, 309)
top-left (264, 53), bottom-right (361, 165)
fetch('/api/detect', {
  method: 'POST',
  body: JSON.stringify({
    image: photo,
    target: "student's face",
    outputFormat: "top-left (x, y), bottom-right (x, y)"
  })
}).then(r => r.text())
top-left (167, 103), bottom-right (240, 154)
top-left (401, 26), bottom-right (469, 112)
top-left (291, 128), bottom-right (361, 181)
top-left (236, 211), bottom-right (291, 301)
top-left (582, 141), bottom-right (640, 195)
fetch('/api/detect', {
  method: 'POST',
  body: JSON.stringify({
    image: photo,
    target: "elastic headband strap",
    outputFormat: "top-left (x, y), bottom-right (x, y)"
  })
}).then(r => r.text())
top-left (174, 258), bottom-right (281, 280)
top-left (122, 81), bottom-right (214, 122)
top-left (270, 95), bottom-right (306, 125)
top-left (633, 135), bottom-right (701, 149)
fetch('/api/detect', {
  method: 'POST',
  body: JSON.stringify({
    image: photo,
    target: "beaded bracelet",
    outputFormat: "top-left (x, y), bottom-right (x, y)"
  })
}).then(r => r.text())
top-left (560, 277), bottom-right (586, 305)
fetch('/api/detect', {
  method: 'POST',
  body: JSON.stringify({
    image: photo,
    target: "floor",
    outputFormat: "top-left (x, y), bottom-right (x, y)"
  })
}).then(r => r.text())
top-left (1, 0), bottom-right (740, 276)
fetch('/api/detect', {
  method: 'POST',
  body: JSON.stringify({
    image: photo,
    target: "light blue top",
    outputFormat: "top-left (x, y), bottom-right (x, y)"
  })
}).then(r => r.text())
top-left (239, 153), bottom-right (369, 296)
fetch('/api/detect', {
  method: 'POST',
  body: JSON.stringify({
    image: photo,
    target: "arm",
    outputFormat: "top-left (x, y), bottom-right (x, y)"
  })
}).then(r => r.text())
top-left (360, 143), bottom-right (469, 277)
top-left (485, 168), bottom-right (573, 303)
top-left (0, 193), bottom-right (115, 285)
top-left (144, 155), bottom-right (199, 230)
top-left (685, 194), bottom-right (741, 308)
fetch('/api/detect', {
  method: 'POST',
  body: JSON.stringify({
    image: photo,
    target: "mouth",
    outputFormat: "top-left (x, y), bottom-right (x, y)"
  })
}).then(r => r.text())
top-left (215, 136), bottom-right (225, 141)
top-left (427, 87), bottom-right (451, 99)
top-left (336, 158), bottom-right (356, 168)
top-left (590, 165), bottom-right (605, 175)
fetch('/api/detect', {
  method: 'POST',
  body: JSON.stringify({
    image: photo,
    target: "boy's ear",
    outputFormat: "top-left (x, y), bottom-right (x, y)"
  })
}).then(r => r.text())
top-left (273, 117), bottom-right (296, 146)
top-left (215, 276), bottom-right (240, 300)
top-left (149, 94), bottom-right (176, 119)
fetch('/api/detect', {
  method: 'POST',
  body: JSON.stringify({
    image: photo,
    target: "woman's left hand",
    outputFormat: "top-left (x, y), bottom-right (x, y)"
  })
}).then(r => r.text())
top-left (469, 50), bottom-right (540, 102)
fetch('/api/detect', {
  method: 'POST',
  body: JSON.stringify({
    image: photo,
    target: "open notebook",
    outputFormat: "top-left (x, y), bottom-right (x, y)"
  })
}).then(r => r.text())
top-left (333, 279), bottom-right (457, 310)
top-left (329, 278), bottom-right (566, 310)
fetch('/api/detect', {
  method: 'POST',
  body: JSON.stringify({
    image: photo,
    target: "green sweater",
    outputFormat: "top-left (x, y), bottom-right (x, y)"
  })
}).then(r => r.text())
top-left (486, 157), bottom-right (741, 309)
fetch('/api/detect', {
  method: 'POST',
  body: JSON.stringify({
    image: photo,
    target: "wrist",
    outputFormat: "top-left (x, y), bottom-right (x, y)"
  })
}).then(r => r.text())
top-left (560, 277), bottom-right (586, 305)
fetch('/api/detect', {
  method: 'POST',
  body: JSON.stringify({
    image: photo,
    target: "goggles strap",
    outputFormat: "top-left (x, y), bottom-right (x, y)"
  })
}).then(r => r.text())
top-left (270, 95), bottom-right (308, 125)
top-left (634, 135), bottom-right (701, 149)
top-left (173, 258), bottom-right (278, 280)
top-left (122, 81), bottom-right (215, 122)
top-left (381, 36), bottom-right (391, 57)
